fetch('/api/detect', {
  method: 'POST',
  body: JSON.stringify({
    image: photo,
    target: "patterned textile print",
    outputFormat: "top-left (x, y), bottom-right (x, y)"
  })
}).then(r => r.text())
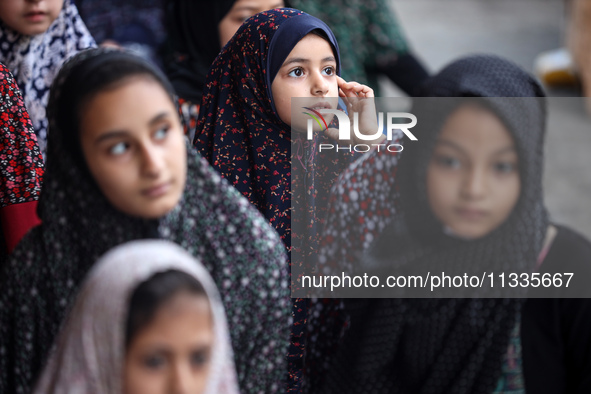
top-left (308, 55), bottom-right (548, 393)
top-left (193, 9), bottom-right (355, 391)
top-left (0, 63), bottom-right (43, 208)
top-left (492, 319), bottom-right (525, 393)
top-left (0, 49), bottom-right (290, 394)
top-left (177, 96), bottom-right (200, 141)
top-left (305, 149), bottom-right (400, 392)
top-left (0, 0), bottom-right (96, 155)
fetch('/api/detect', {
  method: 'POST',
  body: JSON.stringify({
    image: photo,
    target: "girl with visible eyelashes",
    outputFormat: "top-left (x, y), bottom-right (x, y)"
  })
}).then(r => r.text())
top-left (0, 0), bottom-right (95, 156)
top-left (309, 55), bottom-right (591, 393)
top-left (34, 240), bottom-right (239, 394)
top-left (0, 48), bottom-right (290, 394)
top-left (194, 8), bottom-right (383, 391)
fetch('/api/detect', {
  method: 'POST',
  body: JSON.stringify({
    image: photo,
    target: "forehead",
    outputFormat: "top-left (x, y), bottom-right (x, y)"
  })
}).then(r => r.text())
top-left (438, 103), bottom-right (516, 151)
top-left (79, 78), bottom-right (174, 135)
top-left (138, 293), bottom-right (213, 338)
top-left (286, 33), bottom-right (335, 59)
top-left (231, 0), bottom-right (284, 10)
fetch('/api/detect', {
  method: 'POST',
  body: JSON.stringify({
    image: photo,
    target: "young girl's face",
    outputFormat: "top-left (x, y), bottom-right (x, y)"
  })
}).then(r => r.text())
top-left (0, 0), bottom-right (63, 36)
top-left (124, 292), bottom-right (213, 394)
top-left (218, 0), bottom-right (284, 47)
top-left (271, 33), bottom-right (339, 131)
top-left (426, 104), bottom-right (521, 239)
top-left (80, 77), bottom-right (187, 219)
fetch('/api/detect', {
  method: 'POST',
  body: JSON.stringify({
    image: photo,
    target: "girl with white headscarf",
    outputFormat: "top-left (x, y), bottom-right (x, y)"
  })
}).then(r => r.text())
top-left (34, 240), bottom-right (239, 394)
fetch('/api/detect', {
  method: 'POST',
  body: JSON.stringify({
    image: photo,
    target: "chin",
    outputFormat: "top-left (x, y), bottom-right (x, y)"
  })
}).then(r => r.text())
top-left (128, 199), bottom-right (179, 220)
top-left (451, 226), bottom-right (490, 240)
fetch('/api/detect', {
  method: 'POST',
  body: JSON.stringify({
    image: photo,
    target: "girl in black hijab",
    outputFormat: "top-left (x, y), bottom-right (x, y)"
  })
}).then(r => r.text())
top-left (163, 0), bottom-right (284, 138)
top-left (308, 55), bottom-right (591, 393)
top-left (0, 48), bottom-right (290, 394)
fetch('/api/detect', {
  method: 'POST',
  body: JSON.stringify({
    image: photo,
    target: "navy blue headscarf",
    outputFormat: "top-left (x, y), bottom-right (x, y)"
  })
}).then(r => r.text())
top-left (194, 8), bottom-right (351, 391)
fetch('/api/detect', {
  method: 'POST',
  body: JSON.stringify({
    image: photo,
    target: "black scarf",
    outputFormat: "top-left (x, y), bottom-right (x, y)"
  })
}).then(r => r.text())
top-left (312, 55), bottom-right (548, 393)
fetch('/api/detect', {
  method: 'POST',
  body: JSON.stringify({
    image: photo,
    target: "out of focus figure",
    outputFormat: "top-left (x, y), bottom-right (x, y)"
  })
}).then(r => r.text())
top-left (290, 0), bottom-right (430, 96)
top-left (34, 240), bottom-right (239, 394)
top-left (74, 0), bottom-right (165, 66)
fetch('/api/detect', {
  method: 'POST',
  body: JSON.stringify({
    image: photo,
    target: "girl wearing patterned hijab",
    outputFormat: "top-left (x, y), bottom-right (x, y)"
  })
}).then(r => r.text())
top-left (0, 63), bottom-right (44, 262)
top-left (309, 55), bottom-right (591, 393)
top-left (0, 48), bottom-right (290, 394)
top-left (34, 240), bottom-right (239, 394)
top-left (194, 8), bottom-right (383, 391)
top-left (0, 0), bottom-right (96, 155)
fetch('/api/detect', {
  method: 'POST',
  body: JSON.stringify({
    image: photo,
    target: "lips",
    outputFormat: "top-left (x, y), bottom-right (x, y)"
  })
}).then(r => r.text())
top-left (24, 11), bottom-right (47, 22)
top-left (142, 181), bottom-right (173, 198)
top-left (455, 207), bottom-right (488, 221)
top-left (308, 101), bottom-right (332, 111)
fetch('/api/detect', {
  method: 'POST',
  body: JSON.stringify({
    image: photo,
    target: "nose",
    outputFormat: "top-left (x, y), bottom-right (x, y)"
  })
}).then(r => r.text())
top-left (460, 166), bottom-right (487, 200)
top-left (169, 361), bottom-right (194, 394)
top-left (140, 143), bottom-right (164, 178)
top-left (310, 70), bottom-right (329, 96)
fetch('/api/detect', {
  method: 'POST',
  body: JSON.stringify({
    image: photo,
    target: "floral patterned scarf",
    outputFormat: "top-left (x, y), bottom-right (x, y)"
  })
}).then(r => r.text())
top-left (0, 49), bottom-right (290, 394)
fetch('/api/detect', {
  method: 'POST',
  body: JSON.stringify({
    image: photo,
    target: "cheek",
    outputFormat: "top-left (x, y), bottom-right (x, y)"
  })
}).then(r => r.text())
top-left (124, 359), bottom-right (162, 394)
top-left (496, 175), bottom-right (521, 219)
top-left (0, 4), bottom-right (20, 26)
top-left (426, 165), bottom-right (457, 213)
top-left (271, 85), bottom-right (291, 125)
top-left (50, 0), bottom-right (64, 19)
top-left (87, 156), bottom-right (135, 206)
top-left (328, 81), bottom-right (339, 97)
top-left (170, 134), bottom-right (187, 188)
top-left (218, 19), bottom-right (241, 48)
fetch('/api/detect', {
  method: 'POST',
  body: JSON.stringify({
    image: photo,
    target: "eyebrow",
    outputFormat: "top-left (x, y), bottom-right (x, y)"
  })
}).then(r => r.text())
top-left (94, 112), bottom-right (170, 145)
top-left (281, 56), bottom-right (336, 68)
top-left (435, 139), bottom-right (517, 156)
top-left (233, 3), bottom-right (284, 12)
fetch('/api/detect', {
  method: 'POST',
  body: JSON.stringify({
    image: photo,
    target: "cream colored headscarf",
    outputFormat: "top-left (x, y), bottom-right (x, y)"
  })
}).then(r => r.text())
top-left (33, 240), bottom-right (239, 394)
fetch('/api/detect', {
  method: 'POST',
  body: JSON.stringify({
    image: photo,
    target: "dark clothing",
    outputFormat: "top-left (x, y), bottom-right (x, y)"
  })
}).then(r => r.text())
top-left (522, 225), bottom-right (591, 394)
top-left (0, 49), bottom-right (290, 394)
top-left (163, 0), bottom-right (235, 103)
top-left (308, 56), bottom-right (549, 393)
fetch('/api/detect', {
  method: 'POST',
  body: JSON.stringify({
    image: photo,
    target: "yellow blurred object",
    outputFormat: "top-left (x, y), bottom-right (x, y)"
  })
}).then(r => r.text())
top-left (534, 48), bottom-right (579, 87)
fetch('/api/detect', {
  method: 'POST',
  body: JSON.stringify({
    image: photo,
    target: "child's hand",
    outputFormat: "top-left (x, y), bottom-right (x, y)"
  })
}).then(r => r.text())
top-left (325, 76), bottom-right (385, 145)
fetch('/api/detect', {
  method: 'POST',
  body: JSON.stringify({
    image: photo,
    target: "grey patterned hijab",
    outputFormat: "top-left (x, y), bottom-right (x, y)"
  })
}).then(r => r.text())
top-left (0, 48), bottom-right (290, 394)
top-left (33, 240), bottom-right (239, 394)
top-left (311, 55), bottom-right (548, 393)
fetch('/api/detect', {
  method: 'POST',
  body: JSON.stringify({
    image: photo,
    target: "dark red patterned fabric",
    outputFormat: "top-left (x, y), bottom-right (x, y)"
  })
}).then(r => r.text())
top-left (0, 63), bottom-right (44, 255)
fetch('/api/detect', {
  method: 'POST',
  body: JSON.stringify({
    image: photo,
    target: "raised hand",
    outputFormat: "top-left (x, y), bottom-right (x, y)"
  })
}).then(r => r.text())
top-left (324, 76), bottom-right (385, 145)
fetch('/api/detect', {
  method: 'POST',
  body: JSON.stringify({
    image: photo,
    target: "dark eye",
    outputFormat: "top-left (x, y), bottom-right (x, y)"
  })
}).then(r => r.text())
top-left (288, 68), bottom-right (304, 77)
top-left (190, 350), bottom-right (209, 367)
top-left (142, 355), bottom-right (165, 370)
top-left (322, 66), bottom-right (335, 76)
top-left (494, 161), bottom-right (516, 174)
top-left (434, 155), bottom-right (461, 169)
